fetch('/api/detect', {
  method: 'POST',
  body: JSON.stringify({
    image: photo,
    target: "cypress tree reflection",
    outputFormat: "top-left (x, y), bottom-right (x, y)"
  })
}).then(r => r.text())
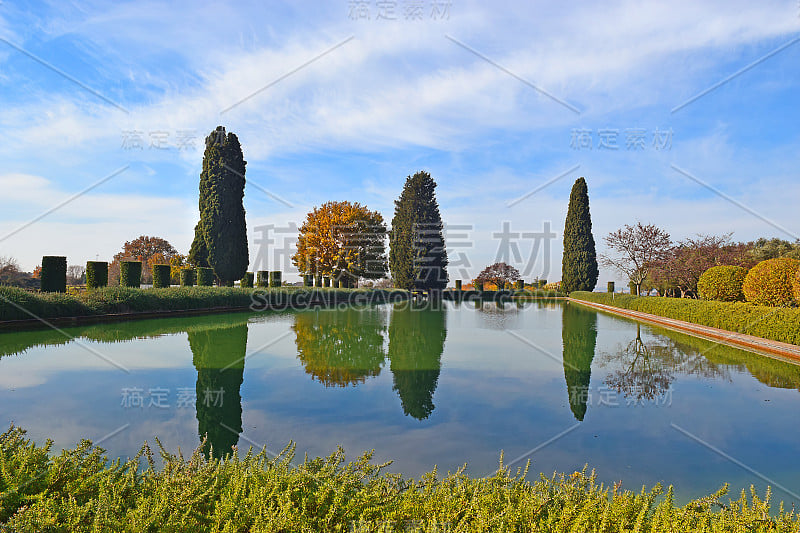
top-left (388, 303), bottom-right (447, 420)
top-left (292, 307), bottom-right (388, 387)
top-left (561, 302), bottom-right (597, 421)
top-left (190, 323), bottom-right (247, 458)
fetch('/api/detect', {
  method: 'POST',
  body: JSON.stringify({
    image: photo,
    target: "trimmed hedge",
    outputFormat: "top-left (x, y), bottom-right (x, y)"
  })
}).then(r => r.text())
top-left (120, 261), bottom-right (141, 288)
top-left (455, 280), bottom-right (462, 291)
top-left (40, 256), bottom-right (67, 293)
top-left (256, 271), bottom-right (269, 288)
top-left (240, 272), bottom-right (254, 288)
top-left (180, 268), bottom-right (195, 287)
top-left (269, 271), bottom-right (282, 288)
top-left (323, 276), bottom-right (331, 288)
top-left (607, 281), bottom-right (615, 293)
top-left (473, 280), bottom-right (484, 291)
top-left (0, 286), bottom-right (410, 321)
top-left (85, 261), bottom-right (108, 290)
top-left (303, 274), bottom-right (313, 287)
top-left (314, 274), bottom-right (323, 287)
top-left (570, 291), bottom-right (800, 346)
top-left (151, 264), bottom-right (171, 289)
top-left (197, 267), bottom-right (214, 287)
top-left (743, 258), bottom-right (799, 307)
top-left (698, 265), bottom-right (747, 302)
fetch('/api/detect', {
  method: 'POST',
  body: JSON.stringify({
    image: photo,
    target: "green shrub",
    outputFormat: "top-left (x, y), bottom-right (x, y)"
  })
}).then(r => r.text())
top-left (698, 265), bottom-right (747, 302)
top-left (743, 258), bottom-right (799, 307)
top-left (795, 268), bottom-right (800, 304)
top-left (151, 264), bottom-right (171, 288)
top-left (1, 424), bottom-right (799, 532)
top-left (474, 280), bottom-right (484, 291)
top-left (180, 268), bottom-right (195, 287)
top-left (607, 281), bottom-right (615, 293)
top-left (40, 256), bottom-right (67, 293)
top-left (538, 279), bottom-right (547, 288)
top-left (240, 272), bottom-right (254, 288)
top-left (571, 291), bottom-right (800, 345)
top-left (303, 274), bottom-right (313, 287)
top-left (323, 276), bottom-right (331, 287)
top-left (85, 261), bottom-right (108, 289)
top-left (269, 271), bottom-right (282, 288)
top-left (197, 267), bottom-right (214, 287)
top-left (514, 280), bottom-right (524, 290)
top-left (120, 261), bottom-right (142, 288)
top-left (256, 271), bottom-right (269, 288)
top-left (314, 274), bottom-right (323, 287)
top-left (455, 280), bottom-right (462, 291)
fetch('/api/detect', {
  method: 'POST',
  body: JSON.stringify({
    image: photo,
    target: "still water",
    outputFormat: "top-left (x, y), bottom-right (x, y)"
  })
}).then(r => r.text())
top-left (1, 300), bottom-right (799, 505)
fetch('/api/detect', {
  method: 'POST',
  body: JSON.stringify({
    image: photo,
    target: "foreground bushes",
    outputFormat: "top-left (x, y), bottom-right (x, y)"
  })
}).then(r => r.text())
top-left (1, 426), bottom-right (798, 532)
top-left (570, 292), bottom-right (800, 345)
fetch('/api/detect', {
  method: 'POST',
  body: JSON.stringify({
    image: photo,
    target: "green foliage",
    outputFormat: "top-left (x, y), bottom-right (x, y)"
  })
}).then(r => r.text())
top-left (85, 261), bottom-right (108, 290)
top-left (455, 279), bottom-right (462, 291)
top-left (180, 268), bottom-right (196, 287)
top-left (389, 171), bottom-right (448, 290)
top-left (315, 274), bottom-right (323, 287)
top-left (188, 222), bottom-right (210, 268)
top-left (607, 281), bottom-right (615, 293)
top-left (698, 265), bottom-right (748, 302)
top-left (562, 177), bottom-right (599, 293)
top-left (151, 264), bottom-right (171, 289)
top-left (256, 271), bottom-right (268, 288)
top-left (3, 425), bottom-right (800, 532)
top-left (240, 272), bottom-right (254, 288)
top-left (269, 271), bottom-right (282, 288)
top-left (473, 280), bottom-right (484, 291)
top-left (119, 261), bottom-right (141, 288)
top-left (196, 126), bottom-right (249, 284)
top-left (197, 267), bottom-right (214, 287)
top-left (570, 291), bottom-right (800, 345)
top-left (743, 258), bottom-right (799, 307)
top-left (40, 256), bottom-right (67, 293)
top-left (303, 274), bottom-right (313, 287)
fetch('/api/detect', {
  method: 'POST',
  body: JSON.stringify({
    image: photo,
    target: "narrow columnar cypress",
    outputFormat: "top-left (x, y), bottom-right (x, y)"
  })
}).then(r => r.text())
top-left (40, 256), bottom-right (67, 293)
top-left (561, 177), bottom-right (598, 293)
top-left (195, 126), bottom-right (248, 284)
top-left (389, 171), bottom-right (448, 291)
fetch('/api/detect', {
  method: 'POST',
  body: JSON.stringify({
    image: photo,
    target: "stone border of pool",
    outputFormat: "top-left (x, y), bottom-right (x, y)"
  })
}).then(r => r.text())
top-left (568, 297), bottom-right (800, 364)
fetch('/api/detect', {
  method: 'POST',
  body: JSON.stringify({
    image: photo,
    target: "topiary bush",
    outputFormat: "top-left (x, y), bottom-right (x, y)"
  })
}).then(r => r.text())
top-left (607, 281), bottom-right (615, 293)
top-left (514, 280), bottom-right (524, 290)
top-left (303, 274), bottom-right (313, 287)
top-left (240, 272), bottom-right (254, 288)
top-left (180, 268), bottom-right (195, 287)
top-left (40, 256), bottom-right (67, 293)
top-left (455, 280), bottom-right (462, 291)
top-left (256, 271), bottom-right (269, 288)
top-left (698, 265), bottom-right (747, 302)
top-left (743, 258), bottom-right (799, 307)
top-left (323, 276), bottom-right (330, 288)
top-left (315, 274), bottom-right (323, 287)
top-left (795, 268), bottom-right (800, 305)
top-left (85, 261), bottom-right (108, 290)
top-left (197, 267), bottom-right (214, 287)
top-left (151, 264), bottom-right (171, 289)
top-left (269, 271), bottom-right (282, 288)
top-left (473, 280), bottom-right (484, 291)
top-left (120, 261), bottom-right (142, 288)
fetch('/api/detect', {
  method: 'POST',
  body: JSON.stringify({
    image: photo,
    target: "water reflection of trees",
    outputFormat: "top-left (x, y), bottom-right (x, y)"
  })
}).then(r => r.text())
top-left (599, 324), bottom-right (730, 401)
top-left (387, 303), bottom-right (447, 420)
top-left (189, 324), bottom-right (247, 458)
top-left (561, 302), bottom-right (597, 421)
top-left (474, 301), bottom-right (520, 330)
top-left (292, 307), bottom-right (388, 387)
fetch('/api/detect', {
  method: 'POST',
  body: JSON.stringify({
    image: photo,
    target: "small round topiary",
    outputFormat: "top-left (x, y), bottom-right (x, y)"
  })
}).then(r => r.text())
top-left (698, 265), bottom-right (748, 302)
top-left (742, 257), bottom-right (799, 307)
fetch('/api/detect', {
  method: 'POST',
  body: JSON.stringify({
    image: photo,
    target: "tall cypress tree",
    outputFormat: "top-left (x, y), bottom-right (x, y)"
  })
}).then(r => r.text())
top-left (389, 171), bottom-right (448, 290)
top-left (188, 222), bottom-right (210, 268)
top-left (196, 126), bottom-right (249, 284)
top-left (561, 177), bottom-right (598, 293)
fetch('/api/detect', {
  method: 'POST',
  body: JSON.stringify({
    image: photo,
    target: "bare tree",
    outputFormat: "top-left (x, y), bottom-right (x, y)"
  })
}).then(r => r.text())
top-left (66, 264), bottom-right (86, 285)
top-left (600, 222), bottom-right (671, 296)
top-left (0, 256), bottom-right (20, 278)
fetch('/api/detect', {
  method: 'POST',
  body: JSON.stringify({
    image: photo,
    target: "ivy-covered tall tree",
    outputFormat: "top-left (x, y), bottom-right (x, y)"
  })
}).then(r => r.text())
top-left (188, 222), bottom-right (210, 268)
top-left (194, 126), bottom-right (249, 285)
top-left (561, 177), bottom-right (598, 293)
top-left (389, 171), bottom-right (448, 290)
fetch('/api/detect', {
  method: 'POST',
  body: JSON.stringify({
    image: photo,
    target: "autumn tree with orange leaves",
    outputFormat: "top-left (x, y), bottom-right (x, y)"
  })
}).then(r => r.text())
top-left (292, 201), bottom-right (387, 287)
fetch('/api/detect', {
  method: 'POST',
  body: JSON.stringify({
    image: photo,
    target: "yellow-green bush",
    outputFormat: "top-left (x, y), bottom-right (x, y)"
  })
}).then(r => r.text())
top-left (794, 268), bottom-right (800, 304)
top-left (698, 265), bottom-right (747, 302)
top-left (743, 258), bottom-right (799, 307)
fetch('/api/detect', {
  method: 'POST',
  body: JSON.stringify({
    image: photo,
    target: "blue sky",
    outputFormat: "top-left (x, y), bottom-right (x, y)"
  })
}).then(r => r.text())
top-left (0, 0), bottom-right (798, 284)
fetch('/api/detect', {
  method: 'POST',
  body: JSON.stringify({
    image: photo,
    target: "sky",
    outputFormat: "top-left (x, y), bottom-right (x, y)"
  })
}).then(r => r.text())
top-left (0, 0), bottom-right (798, 285)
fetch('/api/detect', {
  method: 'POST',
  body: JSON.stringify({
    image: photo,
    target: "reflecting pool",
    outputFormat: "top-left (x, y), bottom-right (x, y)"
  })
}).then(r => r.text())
top-left (1, 300), bottom-right (799, 505)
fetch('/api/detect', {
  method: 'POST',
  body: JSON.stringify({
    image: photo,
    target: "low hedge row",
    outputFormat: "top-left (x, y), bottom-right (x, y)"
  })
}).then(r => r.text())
top-left (2, 425), bottom-right (797, 532)
top-left (570, 292), bottom-right (800, 345)
top-left (0, 286), bottom-right (410, 322)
